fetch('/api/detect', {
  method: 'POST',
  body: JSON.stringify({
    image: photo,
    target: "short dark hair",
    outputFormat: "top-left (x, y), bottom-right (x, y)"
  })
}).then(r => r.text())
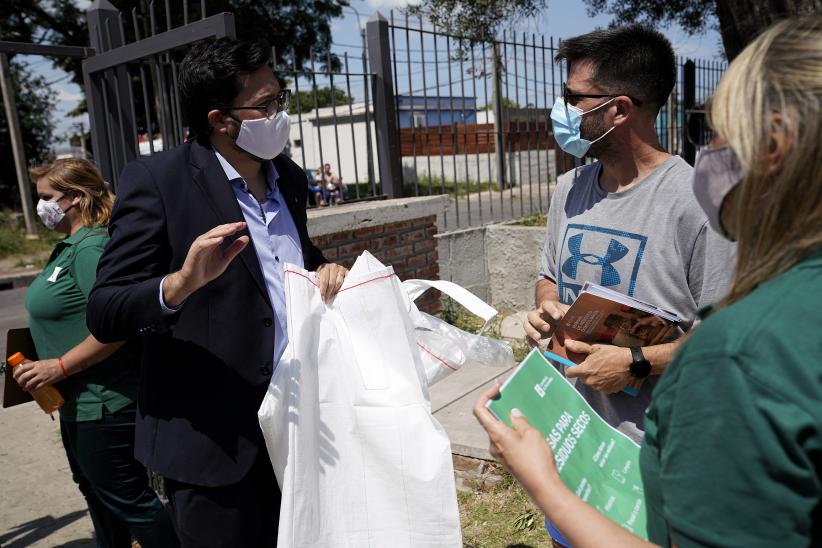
top-left (556, 25), bottom-right (675, 113)
top-left (179, 38), bottom-right (271, 136)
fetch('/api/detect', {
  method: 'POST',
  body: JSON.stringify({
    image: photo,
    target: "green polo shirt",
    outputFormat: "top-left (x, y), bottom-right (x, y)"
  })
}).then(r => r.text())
top-left (25, 226), bottom-right (138, 422)
top-left (640, 249), bottom-right (822, 546)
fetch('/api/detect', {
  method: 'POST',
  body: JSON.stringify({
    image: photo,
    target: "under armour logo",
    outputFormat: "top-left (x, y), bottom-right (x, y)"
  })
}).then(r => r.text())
top-left (561, 234), bottom-right (629, 287)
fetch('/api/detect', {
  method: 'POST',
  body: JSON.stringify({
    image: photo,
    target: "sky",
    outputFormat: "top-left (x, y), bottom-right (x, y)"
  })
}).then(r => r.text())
top-left (23, 0), bottom-right (724, 147)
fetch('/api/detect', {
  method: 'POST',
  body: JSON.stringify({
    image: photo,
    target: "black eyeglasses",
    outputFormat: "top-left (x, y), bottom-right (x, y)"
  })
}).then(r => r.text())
top-left (220, 89), bottom-right (291, 119)
top-left (563, 83), bottom-right (643, 108)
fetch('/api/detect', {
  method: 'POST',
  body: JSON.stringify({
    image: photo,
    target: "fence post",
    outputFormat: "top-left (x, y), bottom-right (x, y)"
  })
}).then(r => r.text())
top-left (366, 12), bottom-right (404, 198)
top-left (86, 0), bottom-right (138, 186)
top-left (681, 59), bottom-right (696, 165)
top-left (0, 53), bottom-right (38, 238)
top-left (491, 42), bottom-right (507, 190)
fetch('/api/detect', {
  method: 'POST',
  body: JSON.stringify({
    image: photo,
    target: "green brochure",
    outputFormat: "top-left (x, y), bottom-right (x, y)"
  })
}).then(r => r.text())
top-left (486, 349), bottom-right (648, 540)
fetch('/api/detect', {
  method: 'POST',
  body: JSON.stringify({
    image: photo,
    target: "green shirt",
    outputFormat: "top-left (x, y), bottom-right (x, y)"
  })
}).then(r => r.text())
top-left (640, 250), bottom-right (822, 547)
top-left (25, 226), bottom-right (138, 422)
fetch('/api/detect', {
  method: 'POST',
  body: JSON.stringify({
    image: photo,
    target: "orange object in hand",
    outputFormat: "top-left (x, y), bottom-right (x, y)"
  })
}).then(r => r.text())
top-left (7, 352), bottom-right (64, 414)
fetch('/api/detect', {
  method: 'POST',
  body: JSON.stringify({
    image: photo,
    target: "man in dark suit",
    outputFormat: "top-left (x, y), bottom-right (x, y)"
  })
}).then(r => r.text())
top-left (87, 38), bottom-right (348, 547)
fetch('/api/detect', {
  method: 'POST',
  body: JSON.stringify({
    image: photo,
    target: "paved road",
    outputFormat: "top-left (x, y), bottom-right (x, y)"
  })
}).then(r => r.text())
top-left (0, 287), bottom-right (95, 547)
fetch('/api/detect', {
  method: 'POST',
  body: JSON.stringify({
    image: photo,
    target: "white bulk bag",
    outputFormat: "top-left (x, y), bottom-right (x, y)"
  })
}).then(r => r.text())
top-left (260, 252), bottom-right (477, 548)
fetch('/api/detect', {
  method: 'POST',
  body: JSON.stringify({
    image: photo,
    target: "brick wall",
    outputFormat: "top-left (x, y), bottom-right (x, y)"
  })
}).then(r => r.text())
top-left (311, 214), bottom-right (442, 315)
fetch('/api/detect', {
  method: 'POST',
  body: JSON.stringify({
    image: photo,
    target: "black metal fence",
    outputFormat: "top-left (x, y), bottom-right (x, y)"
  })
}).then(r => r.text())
top-left (2, 5), bottom-right (726, 231)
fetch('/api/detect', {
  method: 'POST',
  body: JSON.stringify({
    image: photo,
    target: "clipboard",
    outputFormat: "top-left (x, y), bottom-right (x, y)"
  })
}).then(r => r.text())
top-left (2, 328), bottom-right (37, 408)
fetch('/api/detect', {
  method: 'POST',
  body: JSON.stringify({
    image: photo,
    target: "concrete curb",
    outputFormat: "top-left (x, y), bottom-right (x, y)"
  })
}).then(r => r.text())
top-left (0, 271), bottom-right (40, 291)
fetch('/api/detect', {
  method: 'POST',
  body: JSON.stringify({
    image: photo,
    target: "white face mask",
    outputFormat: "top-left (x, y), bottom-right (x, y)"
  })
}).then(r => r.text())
top-left (36, 197), bottom-right (67, 230)
top-left (233, 110), bottom-right (291, 160)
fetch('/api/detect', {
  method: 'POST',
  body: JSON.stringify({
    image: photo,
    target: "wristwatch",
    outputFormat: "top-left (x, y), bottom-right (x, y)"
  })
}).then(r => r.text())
top-left (629, 347), bottom-right (652, 379)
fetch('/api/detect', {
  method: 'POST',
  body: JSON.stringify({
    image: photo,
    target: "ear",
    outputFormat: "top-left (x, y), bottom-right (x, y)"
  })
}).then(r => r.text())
top-left (207, 108), bottom-right (232, 136)
top-left (611, 96), bottom-right (634, 127)
top-left (766, 113), bottom-right (792, 177)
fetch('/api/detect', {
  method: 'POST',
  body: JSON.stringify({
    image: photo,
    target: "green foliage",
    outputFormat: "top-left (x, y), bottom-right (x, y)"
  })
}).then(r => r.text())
top-left (289, 87), bottom-right (353, 115)
top-left (0, 210), bottom-right (62, 260)
top-left (406, 0), bottom-right (548, 43)
top-left (515, 213), bottom-right (547, 227)
top-left (582, 0), bottom-right (822, 60)
top-left (0, 60), bottom-right (56, 209)
top-left (513, 508), bottom-right (540, 531)
top-left (482, 96), bottom-right (521, 111)
top-left (404, 175), bottom-right (500, 198)
top-left (0, 0), bottom-right (349, 118)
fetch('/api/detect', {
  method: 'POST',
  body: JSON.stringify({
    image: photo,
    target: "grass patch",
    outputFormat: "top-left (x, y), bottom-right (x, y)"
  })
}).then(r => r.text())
top-left (459, 471), bottom-right (552, 548)
top-left (441, 296), bottom-right (531, 363)
top-left (403, 176), bottom-right (500, 198)
top-left (0, 210), bottom-right (62, 260)
top-left (514, 214), bottom-right (547, 227)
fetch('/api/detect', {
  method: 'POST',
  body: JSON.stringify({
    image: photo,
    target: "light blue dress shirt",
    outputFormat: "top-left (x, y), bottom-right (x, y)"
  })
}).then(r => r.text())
top-left (160, 150), bottom-right (304, 369)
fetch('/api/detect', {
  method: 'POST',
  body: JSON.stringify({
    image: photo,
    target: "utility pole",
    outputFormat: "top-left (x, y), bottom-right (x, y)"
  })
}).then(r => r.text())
top-left (491, 42), bottom-right (506, 191)
top-left (78, 122), bottom-right (88, 159)
top-left (0, 53), bottom-right (38, 238)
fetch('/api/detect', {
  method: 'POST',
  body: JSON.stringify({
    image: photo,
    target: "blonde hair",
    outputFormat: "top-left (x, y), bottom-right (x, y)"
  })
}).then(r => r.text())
top-left (30, 158), bottom-right (114, 227)
top-left (709, 16), bottom-right (822, 307)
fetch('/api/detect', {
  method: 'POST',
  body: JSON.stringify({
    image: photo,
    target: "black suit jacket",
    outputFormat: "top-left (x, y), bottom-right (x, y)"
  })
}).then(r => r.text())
top-left (87, 136), bottom-right (326, 487)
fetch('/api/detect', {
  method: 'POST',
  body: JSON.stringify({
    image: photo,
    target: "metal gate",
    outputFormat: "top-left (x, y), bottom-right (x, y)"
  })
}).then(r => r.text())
top-left (83, 0), bottom-right (235, 186)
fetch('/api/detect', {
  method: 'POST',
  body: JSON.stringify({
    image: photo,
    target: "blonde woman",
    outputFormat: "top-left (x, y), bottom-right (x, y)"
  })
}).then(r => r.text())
top-left (13, 158), bottom-right (178, 547)
top-left (474, 16), bottom-right (822, 547)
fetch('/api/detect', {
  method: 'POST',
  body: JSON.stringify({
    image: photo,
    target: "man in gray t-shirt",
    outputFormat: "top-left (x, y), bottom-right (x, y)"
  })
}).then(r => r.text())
top-left (526, 25), bottom-right (735, 443)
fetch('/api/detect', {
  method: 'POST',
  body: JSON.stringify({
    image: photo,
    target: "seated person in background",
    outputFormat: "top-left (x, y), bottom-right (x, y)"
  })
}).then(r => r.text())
top-left (306, 168), bottom-right (324, 207)
top-left (321, 163), bottom-right (344, 205)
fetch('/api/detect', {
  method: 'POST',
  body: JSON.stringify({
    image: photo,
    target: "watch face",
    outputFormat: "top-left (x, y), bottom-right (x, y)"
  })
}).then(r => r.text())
top-left (630, 359), bottom-right (652, 379)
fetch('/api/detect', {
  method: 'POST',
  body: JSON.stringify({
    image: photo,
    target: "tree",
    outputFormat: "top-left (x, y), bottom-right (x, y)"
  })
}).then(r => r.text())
top-left (583, 0), bottom-right (822, 60)
top-left (2, 0), bottom-right (350, 118)
top-left (289, 87), bottom-right (352, 115)
top-left (406, 0), bottom-right (546, 42)
top-left (0, 60), bottom-right (56, 208)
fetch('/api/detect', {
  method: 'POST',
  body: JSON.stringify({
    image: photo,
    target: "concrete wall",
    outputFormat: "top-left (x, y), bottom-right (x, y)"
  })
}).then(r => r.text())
top-left (437, 223), bottom-right (545, 313)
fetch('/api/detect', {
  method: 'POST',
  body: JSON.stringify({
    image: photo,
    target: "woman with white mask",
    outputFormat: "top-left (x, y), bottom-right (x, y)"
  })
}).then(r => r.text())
top-left (15, 158), bottom-right (179, 547)
top-left (474, 15), bottom-right (822, 548)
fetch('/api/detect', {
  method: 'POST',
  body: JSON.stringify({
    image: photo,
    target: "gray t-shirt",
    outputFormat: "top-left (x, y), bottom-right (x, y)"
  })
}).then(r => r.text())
top-left (540, 155), bottom-right (735, 443)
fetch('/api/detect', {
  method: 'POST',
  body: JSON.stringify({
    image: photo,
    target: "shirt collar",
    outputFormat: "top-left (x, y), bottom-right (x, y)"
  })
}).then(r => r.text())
top-left (213, 149), bottom-right (281, 198)
top-left (62, 225), bottom-right (98, 245)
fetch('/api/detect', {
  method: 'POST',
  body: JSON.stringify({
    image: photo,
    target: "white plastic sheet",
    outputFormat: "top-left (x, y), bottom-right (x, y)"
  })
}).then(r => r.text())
top-left (259, 251), bottom-right (480, 548)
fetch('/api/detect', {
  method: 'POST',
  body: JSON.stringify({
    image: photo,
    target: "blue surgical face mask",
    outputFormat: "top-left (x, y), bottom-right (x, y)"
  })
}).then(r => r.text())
top-left (550, 96), bottom-right (616, 158)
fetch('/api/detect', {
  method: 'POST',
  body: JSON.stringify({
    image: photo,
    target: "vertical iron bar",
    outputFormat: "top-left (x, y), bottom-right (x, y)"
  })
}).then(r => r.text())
top-left (405, 13), bottom-right (418, 194)
top-left (390, 10), bottom-right (403, 192)
top-left (165, 0), bottom-right (172, 31)
top-left (470, 42), bottom-right (482, 224)
top-left (132, 8), bottom-right (153, 155)
top-left (183, 0), bottom-right (189, 25)
top-left (419, 16), bottom-right (432, 194)
top-left (361, 41), bottom-right (376, 195)
top-left (481, 41), bottom-right (493, 217)
top-left (327, 51), bottom-right (343, 195)
top-left (539, 34), bottom-right (546, 212)
top-left (291, 48), bottom-right (307, 173)
top-left (513, 35), bottom-right (523, 218)
top-left (310, 49), bottom-right (325, 177)
top-left (201, 0), bottom-right (206, 19)
top-left (432, 27), bottom-right (446, 222)
top-left (458, 39), bottom-right (471, 225)
top-left (169, 60), bottom-right (184, 144)
top-left (446, 34), bottom-right (459, 227)
top-left (343, 53), bottom-right (360, 196)
top-left (503, 31), bottom-right (511, 219)
top-left (523, 32), bottom-right (533, 216)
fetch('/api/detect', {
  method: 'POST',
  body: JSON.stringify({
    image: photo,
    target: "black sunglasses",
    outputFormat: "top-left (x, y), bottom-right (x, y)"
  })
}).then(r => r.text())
top-left (220, 89), bottom-right (292, 119)
top-left (563, 83), bottom-right (643, 108)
